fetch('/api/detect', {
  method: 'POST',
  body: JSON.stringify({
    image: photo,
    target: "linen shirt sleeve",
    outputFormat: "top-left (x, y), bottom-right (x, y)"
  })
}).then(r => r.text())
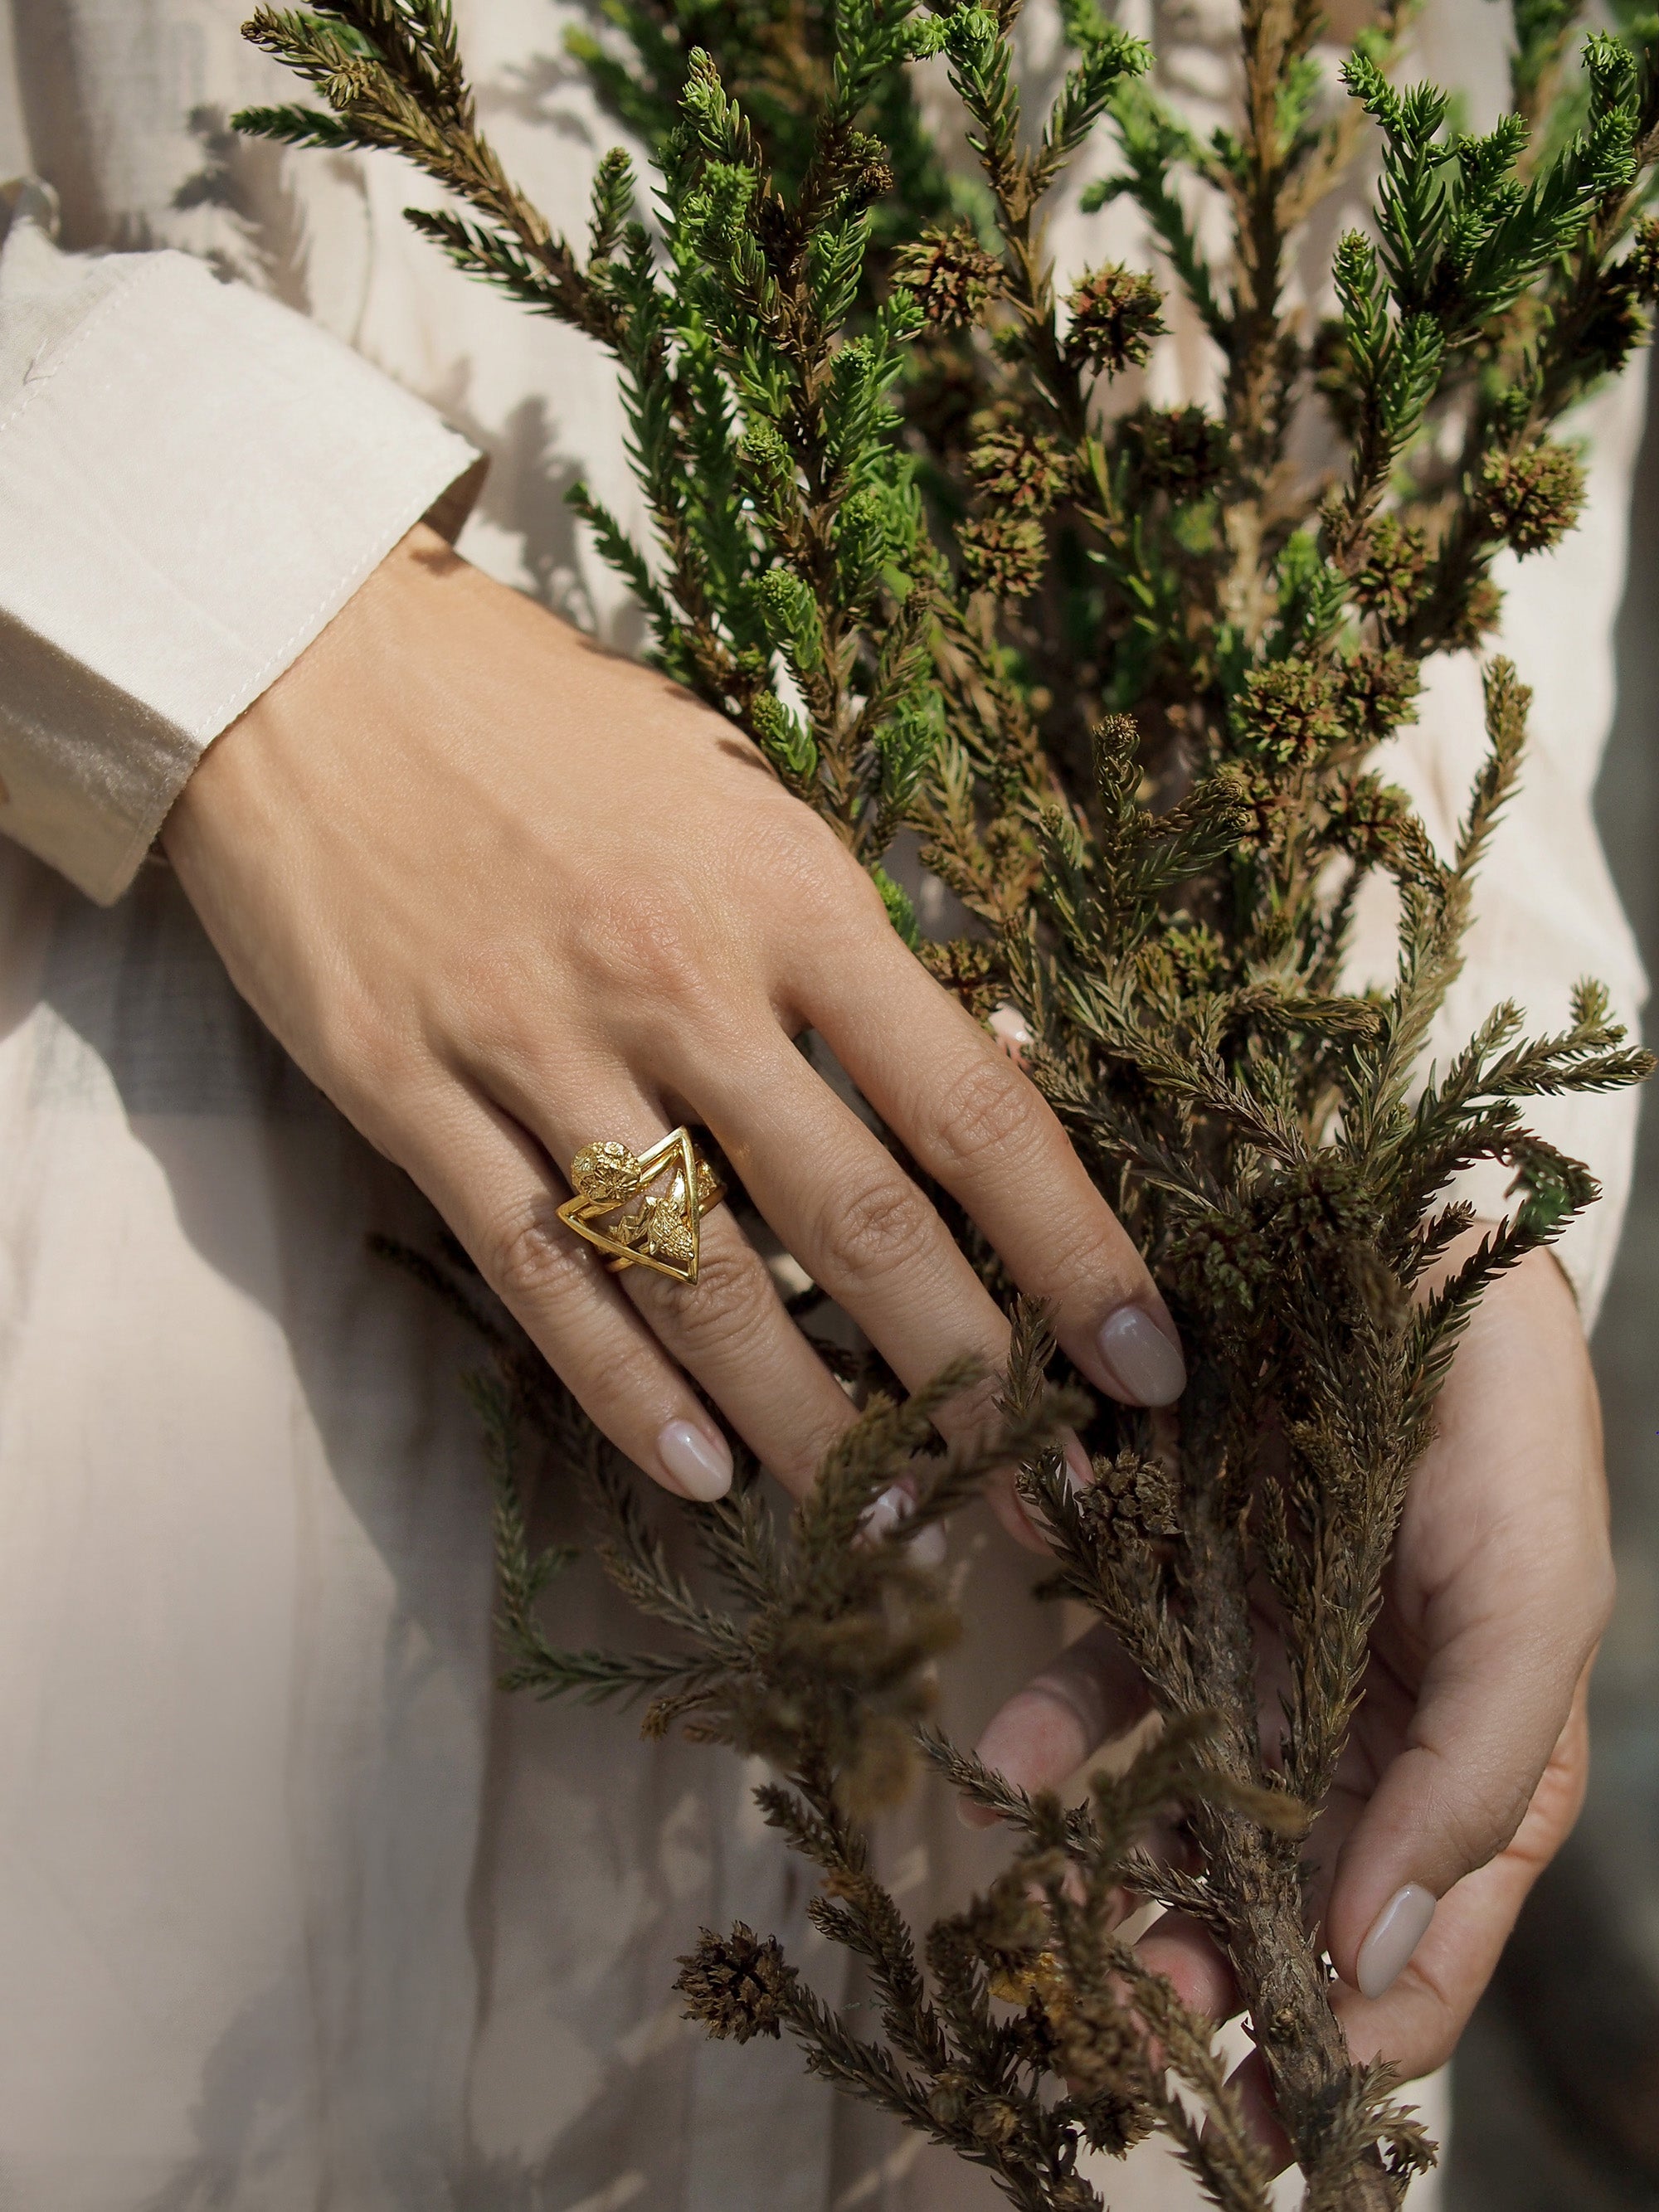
top-left (0, 185), bottom-right (482, 906)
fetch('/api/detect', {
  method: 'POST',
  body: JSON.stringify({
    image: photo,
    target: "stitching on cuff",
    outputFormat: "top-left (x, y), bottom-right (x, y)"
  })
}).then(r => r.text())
top-left (95, 756), bottom-right (197, 903)
top-left (209, 436), bottom-right (479, 726)
top-left (89, 437), bottom-right (476, 906)
top-left (0, 254), bottom-right (480, 900)
top-left (0, 253), bottom-right (162, 445)
top-left (61, 433), bottom-right (479, 902)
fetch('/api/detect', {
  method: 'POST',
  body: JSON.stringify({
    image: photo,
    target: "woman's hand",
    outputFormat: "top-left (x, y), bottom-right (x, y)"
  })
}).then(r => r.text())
top-left (968, 1235), bottom-right (1612, 2136)
top-left (163, 525), bottom-right (1184, 1528)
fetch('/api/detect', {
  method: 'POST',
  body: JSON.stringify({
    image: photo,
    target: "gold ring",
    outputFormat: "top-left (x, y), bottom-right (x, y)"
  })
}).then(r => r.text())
top-left (557, 1127), bottom-right (726, 1285)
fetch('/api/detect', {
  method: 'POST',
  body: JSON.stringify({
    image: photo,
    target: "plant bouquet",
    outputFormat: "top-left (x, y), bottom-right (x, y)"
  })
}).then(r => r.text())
top-left (236, 2), bottom-right (1656, 2205)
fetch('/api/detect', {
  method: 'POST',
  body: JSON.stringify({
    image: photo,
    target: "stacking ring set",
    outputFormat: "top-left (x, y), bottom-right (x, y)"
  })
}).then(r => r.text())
top-left (557, 1127), bottom-right (726, 1285)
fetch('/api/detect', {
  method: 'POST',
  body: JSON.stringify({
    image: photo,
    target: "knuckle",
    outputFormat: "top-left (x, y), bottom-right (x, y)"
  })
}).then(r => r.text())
top-left (1584, 1548), bottom-right (1618, 1646)
top-left (754, 810), bottom-right (881, 946)
top-left (484, 1201), bottom-right (591, 1316)
top-left (581, 885), bottom-right (719, 1017)
top-left (940, 1365), bottom-right (1005, 1438)
top-left (771, 1407), bottom-right (857, 1498)
top-left (1525, 1531), bottom-right (1616, 1678)
top-left (1408, 2015), bottom-right (1460, 2080)
top-left (1525, 1735), bottom-right (1589, 1855)
top-left (646, 1235), bottom-right (770, 1359)
top-left (1441, 1772), bottom-right (1532, 1879)
top-left (308, 990), bottom-right (422, 1120)
top-left (766, 801), bottom-right (858, 888)
top-left (1042, 1213), bottom-right (1131, 1297)
top-left (925, 1051), bottom-right (1040, 1176)
top-left (628, 909), bottom-right (699, 1002)
top-left (816, 1169), bottom-right (937, 1285)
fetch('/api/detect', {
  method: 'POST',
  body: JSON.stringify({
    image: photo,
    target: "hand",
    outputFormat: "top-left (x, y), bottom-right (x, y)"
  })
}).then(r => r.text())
top-left (163, 525), bottom-right (1185, 1531)
top-left (969, 1234), bottom-right (1612, 2138)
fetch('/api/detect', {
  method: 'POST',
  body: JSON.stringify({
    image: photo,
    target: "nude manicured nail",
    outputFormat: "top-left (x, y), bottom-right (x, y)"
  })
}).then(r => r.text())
top-left (1096, 1306), bottom-right (1186, 1406)
top-left (863, 1484), bottom-right (907, 1544)
top-left (656, 1420), bottom-right (733, 1501)
top-left (1063, 1438), bottom-right (1095, 1493)
top-left (990, 1004), bottom-right (1034, 1063)
top-left (1355, 1884), bottom-right (1436, 2000)
top-left (864, 1484), bottom-right (947, 1567)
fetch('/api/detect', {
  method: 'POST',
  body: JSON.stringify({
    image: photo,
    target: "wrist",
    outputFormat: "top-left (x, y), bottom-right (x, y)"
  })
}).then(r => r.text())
top-left (163, 523), bottom-right (463, 862)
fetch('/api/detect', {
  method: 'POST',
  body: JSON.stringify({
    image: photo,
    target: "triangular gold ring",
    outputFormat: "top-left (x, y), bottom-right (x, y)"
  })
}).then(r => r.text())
top-left (557, 1127), bottom-right (726, 1285)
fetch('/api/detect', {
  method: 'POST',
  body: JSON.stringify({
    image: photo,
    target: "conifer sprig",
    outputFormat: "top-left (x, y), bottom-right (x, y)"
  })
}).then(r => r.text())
top-left (245, 6), bottom-right (1658, 2206)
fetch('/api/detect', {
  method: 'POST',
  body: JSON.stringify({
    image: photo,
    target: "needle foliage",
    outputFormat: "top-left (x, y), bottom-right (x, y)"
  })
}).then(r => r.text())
top-left (242, 4), bottom-right (1657, 2205)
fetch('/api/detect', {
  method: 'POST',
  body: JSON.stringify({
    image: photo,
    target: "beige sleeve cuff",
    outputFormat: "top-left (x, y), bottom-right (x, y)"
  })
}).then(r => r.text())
top-left (0, 193), bottom-right (481, 905)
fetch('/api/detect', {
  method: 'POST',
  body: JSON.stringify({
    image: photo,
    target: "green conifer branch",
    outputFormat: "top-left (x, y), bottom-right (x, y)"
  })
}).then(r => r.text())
top-left (241, 7), bottom-right (1659, 2206)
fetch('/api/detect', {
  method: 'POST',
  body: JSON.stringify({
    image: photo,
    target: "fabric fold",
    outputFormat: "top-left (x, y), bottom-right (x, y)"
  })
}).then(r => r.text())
top-left (0, 199), bottom-right (480, 904)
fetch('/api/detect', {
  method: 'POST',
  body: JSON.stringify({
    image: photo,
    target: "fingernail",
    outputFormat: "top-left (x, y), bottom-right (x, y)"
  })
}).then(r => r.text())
top-left (990, 1004), bottom-right (1034, 1064)
top-left (1010, 1486), bottom-right (1049, 1549)
top-left (1355, 1884), bottom-right (1436, 2000)
top-left (863, 1484), bottom-right (907, 1542)
top-left (1063, 1437), bottom-right (1094, 1494)
top-left (1096, 1306), bottom-right (1186, 1406)
top-left (863, 1484), bottom-right (948, 1567)
top-left (656, 1419), bottom-right (732, 1501)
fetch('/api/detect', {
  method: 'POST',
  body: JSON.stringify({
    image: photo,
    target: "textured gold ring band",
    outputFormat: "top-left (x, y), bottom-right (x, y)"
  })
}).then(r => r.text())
top-left (556, 1128), bottom-right (727, 1286)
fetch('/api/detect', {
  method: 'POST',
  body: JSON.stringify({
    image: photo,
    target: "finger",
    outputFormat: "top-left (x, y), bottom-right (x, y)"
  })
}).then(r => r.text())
top-left (396, 1078), bottom-right (737, 1502)
top-left (1213, 2053), bottom-right (1293, 2173)
top-left (616, 1199), bottom-right (868, 1501)
top-left (965, 1624), bottom-right (1151, 1825)
top-left (806, 931), bottom-right (1185, 1407)
top-left (1134, 1918), bottom-right (1254, 2161)
top-left (1331, 1684), bottom-right (1591, 2079)
top-left (1287, 1665), bottom-right (1417, 1930)
top-left (1214, 1701), bottom-right (1588, 2180)
top-left (499, 1069), bottom-right (870, 1502)
top-left (1134, 1910), bottom-right (1241, 2023)
top-left (684, 1037), bottom-right (1072, 1549)
top-left (469, 1030), bottom-right (878, 1500)
top-left (1321, 1240), bottom-right (1613, 1999)
top-left (1323, 1575), bottom-right (1605, 1999)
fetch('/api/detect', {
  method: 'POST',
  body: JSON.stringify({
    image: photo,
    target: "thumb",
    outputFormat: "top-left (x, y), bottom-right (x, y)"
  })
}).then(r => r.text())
top-left (1324, 1616), bottom-right (1600, 2000)
top-left (1326, 1232), bottom-right (1609, 2001)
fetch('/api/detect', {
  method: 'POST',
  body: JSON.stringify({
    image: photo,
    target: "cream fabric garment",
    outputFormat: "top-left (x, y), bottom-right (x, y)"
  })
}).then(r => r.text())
top-left (0, 2), bottom-right (1646, 2207)
top-left (0, 191), bottom-right (480, 901)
